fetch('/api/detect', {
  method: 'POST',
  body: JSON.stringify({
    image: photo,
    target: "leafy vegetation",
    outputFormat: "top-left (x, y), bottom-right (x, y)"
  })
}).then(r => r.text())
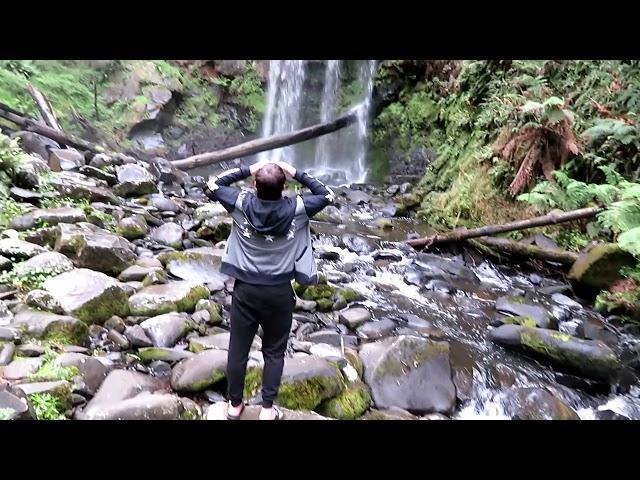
top-left (30, 349), bottom-right (79, 382)
top-left (30, 392), bottom-right (67, 420)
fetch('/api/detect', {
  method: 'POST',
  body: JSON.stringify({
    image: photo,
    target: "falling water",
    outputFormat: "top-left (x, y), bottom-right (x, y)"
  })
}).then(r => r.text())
top-left (314, 60), bottom-right (342, 169)
top-left (351, 59), bottom-right (377, 183)
top-left (259, 60), bottom-right (307, 163)
top-left (259, 59), bottom-right (377, 184)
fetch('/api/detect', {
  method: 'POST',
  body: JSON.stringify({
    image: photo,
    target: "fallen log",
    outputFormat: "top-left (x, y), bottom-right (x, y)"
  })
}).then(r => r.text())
top-left (171, 107), bottom-right (360, 170)
top-left (473, 236), bottom-right (579, 266)
top-left (406, 206), bottom-right (603, 250)
top-left (0, 104), bottom-right (134, 163)
top-left (27, 84), bottom-right (63, 132)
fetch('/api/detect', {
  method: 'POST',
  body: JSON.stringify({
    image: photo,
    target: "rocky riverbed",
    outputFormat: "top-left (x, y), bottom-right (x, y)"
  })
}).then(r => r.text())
top-left (1, 140), bottom-right (640, 420)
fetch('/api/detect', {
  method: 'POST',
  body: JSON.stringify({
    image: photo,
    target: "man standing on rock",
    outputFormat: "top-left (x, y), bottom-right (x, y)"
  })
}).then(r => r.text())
top-left (205, 159), bottom-right (334, 420)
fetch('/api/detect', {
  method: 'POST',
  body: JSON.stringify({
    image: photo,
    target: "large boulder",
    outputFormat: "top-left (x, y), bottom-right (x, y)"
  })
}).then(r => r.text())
top-left (10, 207), bottom-right (87, 231)
top-left (116, 215), bottom-right (148, 240)
top-left (274, 356), bottom-right (344, 410)
top-left (48, 171), bottom-right (120, 204)
top-left (114, 164), bottom-right (158, 197)
top-left (150, 222), bottom-right (184, 248)
top-left (317, 381), bottom-right (372, 420)
top-left (140, 312), bottom-right (190, 347)
top-left (340, 234), bottom-right (374, 255)
top-left (158, 248), bottom-right (229, 288)
top-left (170, 349), bottom-right (228, 393)
top-left (0, 238), bottom-right (47, 260)
top-left (502, 388), bottom-right (580, 420)
top-left (0, 385), bottom-right (36, 420)
top-left (11, 308), bottom-right (89, 345)
top-left (48, 148), bottom-right (85, 171)
top-left (12, 251), bottom-right (74, 278)
top-left (76, 369), bottom-right (189, 420)
top-left (568, 243), bottom-right (636, 291)
top-left (339, 307), bottom-right (372, 329)
top-left (360, 335), bottom-right (456, 414)
top-left (43, 269), bottom-right (130, 324)
top-left (53, 223), bottom-right (137, 275)
top-left (489, 324), bottom-right (621, 381)
top-left (128, 281), bottom-right (209, 317)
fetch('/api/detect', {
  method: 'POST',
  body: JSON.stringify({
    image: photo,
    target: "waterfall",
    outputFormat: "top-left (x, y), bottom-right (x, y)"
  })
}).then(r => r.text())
top-left (259, 60), bottom-right (307, 163)
top-left (314, 60), bottom-right (342, 169)
top-left (259, 59), bottom-right (377, 185)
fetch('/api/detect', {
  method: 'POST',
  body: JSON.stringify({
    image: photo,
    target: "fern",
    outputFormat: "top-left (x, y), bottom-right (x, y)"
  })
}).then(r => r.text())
top-left (618, 227), bottom-right (640, 256)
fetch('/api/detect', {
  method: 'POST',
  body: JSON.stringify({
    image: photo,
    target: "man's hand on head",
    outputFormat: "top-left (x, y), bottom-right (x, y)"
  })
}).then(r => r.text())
top-left (274, 161), bottom-right (296, 178)
top-left (249, 159), bottom-right (274, 176)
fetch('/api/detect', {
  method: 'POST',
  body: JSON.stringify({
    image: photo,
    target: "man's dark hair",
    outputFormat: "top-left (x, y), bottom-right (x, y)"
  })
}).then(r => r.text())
top-left (255, 163), bottom-right (286, 200)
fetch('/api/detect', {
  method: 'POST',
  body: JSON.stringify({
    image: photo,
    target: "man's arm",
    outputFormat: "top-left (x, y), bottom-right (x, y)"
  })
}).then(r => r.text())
top-left (204, 165), bottom-right (251, 212)
top-left (275, 161), bottom-right (334, 217)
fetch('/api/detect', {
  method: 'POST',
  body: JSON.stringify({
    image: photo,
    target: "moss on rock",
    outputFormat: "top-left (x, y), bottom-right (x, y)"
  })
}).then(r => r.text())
top-left (317, 381), bottom-right (372, 420)
top-left (302, 284), bottom-right (335, 301)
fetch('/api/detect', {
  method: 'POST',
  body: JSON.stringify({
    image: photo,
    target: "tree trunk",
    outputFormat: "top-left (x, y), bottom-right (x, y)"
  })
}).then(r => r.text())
top-left (0, 104), bottom-right (134, 163)
top-left (27, 84), bottom-right (63, 132)
top-left (406, 207), bottom-right (603, 249)
top-left (171, 108), bottom-right (360, 170)
top-left (473, 236), bottom-right (579, 266)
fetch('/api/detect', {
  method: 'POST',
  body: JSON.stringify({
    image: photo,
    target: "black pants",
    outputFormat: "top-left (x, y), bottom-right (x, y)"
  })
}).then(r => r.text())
top-left (227, 279), bottom-right (295, 408)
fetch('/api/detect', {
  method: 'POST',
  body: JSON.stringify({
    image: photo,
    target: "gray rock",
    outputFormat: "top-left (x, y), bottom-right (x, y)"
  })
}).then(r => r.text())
top-left (188, 332), bottom-right (261, 353)
top-left (107, 329), bottom-right (131, 350)
top-left (128, 281), bottom-right (209, 317)
top-left (551, 293), bottom-right (582, 309)
top-left (339, 307), bottom-right (371, 329)
top-left (576, 316), bottom-right (618, 346)
top-left (118, 265), bottom-right (163, 282)
top-left (43, 269), bottom-right (130, 324)
top-left (275, 356), bottom-right (344, 410)
top-left (360, 335), bottom-right (456, 414)
top-left (11, 308), bottom-right (89, 345)
top-left (341, 234), bottom-right (374, 255)
top-left (158, 247), bottom-right (227, 287)
top-left (503, 388), bottom-right (580, 420)
top-left (0, 342), bottom-right (15, 366)
top-left (140, 312), bottom-right (190, 347)
top-left (356, 319), bottom-right (396, 340)
top-left (361, 407), bottom-right (418, 420)
top-left (13, 251), bottom-right (74, 278)
top-left (57, 352), bottom-right (110, 396)
top-left (0, 324), bottom-right (20, 343)
top-left (489, 324), bottom-right (621, 381)
top-left (13, 154), bottom-right (50, 189)
top-left (150, 222), bottom-right (184, 249)
top-left (0, 255), bottom-right (11, 272)
top-left (48, 148), bottom-right (85, 171)
top-left (11, 207), bottom-right (87, 231)
top-left (306, 330), bottom-right (358, 348)
top-left (495, 296), bottom-right (555, 329)
top-left (15, 343), bottom-right (45, 357)
top-left (0, 301), bottom-right (14, 325)
top-left (9, 186), bottom-right (46, 204)
top-left (114, 164), bottom-right (158, 197)
top-left (0, 238), bottom-right (47, 260)
top-left (0, 386), bottom-right (35, 420)
top-left (148, 194), bottom-right (181, 213)
top-left (117, 215), bottom-right (148, 240)
top-left (76, 370), bottom-right (186, 420)
top-left (25, 289), bottom-right (65, 314)
top-left (372, 249), bottom-right (403, 262)
top-left (2, 357), bottom-right (43, 380)
top-left (53, 223), bottom-right (137, 275)
top-left (104, 316), bottom-right (126, 333)
top-left (124, 325), bottom-right (153, 348)
top-left (48, 171), bottom-right (120, 204)
top-left (170, 349), bottom-right (228, 392)
top-left (138, 347), bottom-right (194, 363)
top-left (79, 165), bottom-right (117, 185)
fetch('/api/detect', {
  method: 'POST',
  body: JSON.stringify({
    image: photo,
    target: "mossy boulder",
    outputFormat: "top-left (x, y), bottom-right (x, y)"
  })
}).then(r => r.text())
top-left (495, 296), bottom-right (555, 329)
top-left (271, 356), bottom-right (345, 410)
top-left (128, 281), bottom-right (209, 316)
top-left (170, 349), bottom-right (227, 393)
top-left (195, 299), bottom-right (223, 325)
top-left (489, 324), bottom-right (621, 381)
top-left (360, 335), bottom-right (456, 414)
top-left (140, 312), bottom-right (190, 347)
top-left (116, 215), bottom-right (148, 240)
top-left (568, 243), bottom-right (636, 291)
top-left (158, 248), bottom-right (227, 287)
top-left (302, 284), bottom-right (335, 301)
top-left (43, 269), bottom-right (130, 324)
top-left (12, 308), bottom-right (89, 346)
top-left (137, 347), bottom-right (194, 362)
top-left (317, 381), bottom-right (372, 419)
top-left (344, 348), bottom-right (364, 379)
top-left (196, 217), bottom-right (233, 242)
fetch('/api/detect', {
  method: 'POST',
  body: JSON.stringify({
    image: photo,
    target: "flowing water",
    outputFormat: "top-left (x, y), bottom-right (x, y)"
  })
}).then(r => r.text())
top-left (309, 197), bottom-right (640, 420)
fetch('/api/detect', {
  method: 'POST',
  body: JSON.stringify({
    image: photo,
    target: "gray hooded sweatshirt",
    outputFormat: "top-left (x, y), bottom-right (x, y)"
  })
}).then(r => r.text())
top-left (204, 165), bottom-right (334, 286)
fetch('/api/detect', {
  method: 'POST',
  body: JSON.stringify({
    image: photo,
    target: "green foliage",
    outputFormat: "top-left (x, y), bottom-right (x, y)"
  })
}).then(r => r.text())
top-left (556, 230), bottom-right (590, 252)
top-left (0, 268), bottom-right (60, 292)
top-left (30, 349), bottom-right (79, 382)
top-left (30, 393), bottom-right (66, 420)
top-left (0, 408), bottom-right (15, 420)
top-left (0, 199), bottom-right (30, 229)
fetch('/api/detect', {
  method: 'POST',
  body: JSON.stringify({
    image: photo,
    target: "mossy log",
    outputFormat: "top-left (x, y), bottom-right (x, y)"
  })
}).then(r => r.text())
top-left (473, 236), bottom-right (579, 266)
top-left (406, 207), bottom-right (603, 250)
